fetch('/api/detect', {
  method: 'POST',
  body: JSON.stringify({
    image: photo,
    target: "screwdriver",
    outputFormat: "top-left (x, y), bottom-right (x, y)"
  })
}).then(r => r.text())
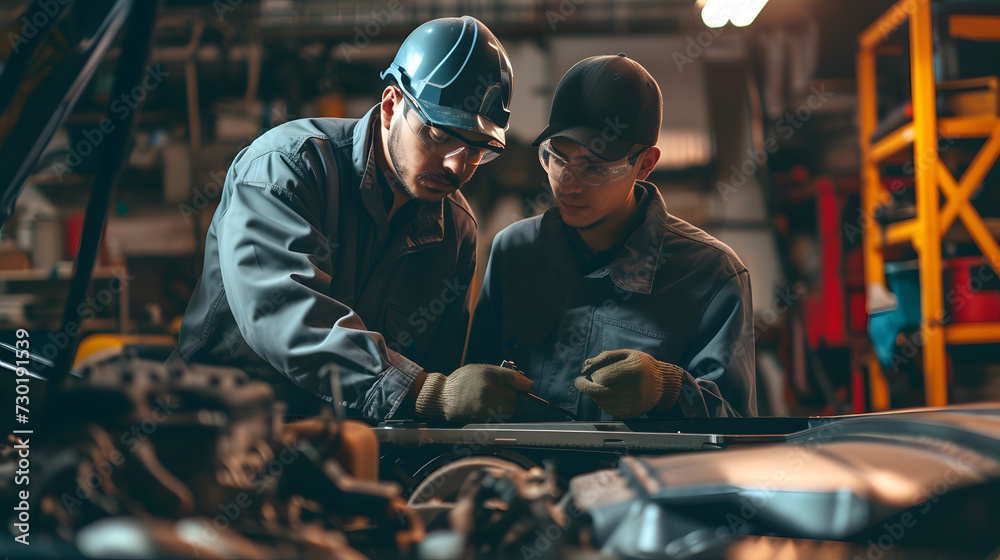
top-left (500, 360), bottom-right (578, 421)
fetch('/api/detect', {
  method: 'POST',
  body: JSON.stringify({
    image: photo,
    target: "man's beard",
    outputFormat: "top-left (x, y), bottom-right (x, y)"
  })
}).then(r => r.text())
top-left (387, 119), bottom-right (420, 200)
top-left (387, 119), bottom-right (464, 198)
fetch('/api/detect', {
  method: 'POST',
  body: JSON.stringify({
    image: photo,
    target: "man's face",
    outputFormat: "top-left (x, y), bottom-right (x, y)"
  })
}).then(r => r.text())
top-left (544, 137), bottom-right (644, 230)
top-left (384, 91), bottom-right (497, 202)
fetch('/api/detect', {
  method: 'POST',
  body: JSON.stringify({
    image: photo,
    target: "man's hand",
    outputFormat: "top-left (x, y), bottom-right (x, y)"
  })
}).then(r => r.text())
top-left (415, 364), bottom-right (534, 421)
top-left (574, 349), bottom-right (683, 418)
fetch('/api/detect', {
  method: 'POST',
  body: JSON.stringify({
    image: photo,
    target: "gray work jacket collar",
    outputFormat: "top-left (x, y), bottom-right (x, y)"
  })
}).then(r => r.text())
top-left (352, 106), bottom-right (444, 241)
top-left (547, 180), bottom-right (669, 295)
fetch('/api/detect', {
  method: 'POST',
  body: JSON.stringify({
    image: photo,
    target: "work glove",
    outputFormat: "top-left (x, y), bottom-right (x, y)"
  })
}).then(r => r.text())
top-left (574, 349), bottom-right (684, 418)
top-left (415, 364), bottom-right (534, 421)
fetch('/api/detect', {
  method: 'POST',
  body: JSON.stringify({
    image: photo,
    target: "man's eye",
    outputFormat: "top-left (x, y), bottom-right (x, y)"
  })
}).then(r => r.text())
top-left (582, 166), bottom-right (611, 177)
top-left (427, 128), bottom-right (450, 144)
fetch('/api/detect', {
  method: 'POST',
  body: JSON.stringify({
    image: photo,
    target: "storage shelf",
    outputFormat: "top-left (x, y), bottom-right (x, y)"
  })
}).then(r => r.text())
top-left (945, 323), bottom-right (1000, 345)
top-left (882, 217), bottom-right (1000, 247)
top-left (0, 318), bottom-right (119, 332)
top-left (858, 1), bottom-right (1000, 409)
top-left (28, 172), bottom-right (95, 186)
top-left (885, 218), bottom-right (919, 245)
top-left (939, 115), bottom-right (1000, 139)
top-left (0, 265), bottom-right (130, 333)
top-left (870, 123), bottom-right (915, 163)
top-left (869, 116), bottom-right (1000, 164)
top-left (0, 266), bottom-right (125, 282)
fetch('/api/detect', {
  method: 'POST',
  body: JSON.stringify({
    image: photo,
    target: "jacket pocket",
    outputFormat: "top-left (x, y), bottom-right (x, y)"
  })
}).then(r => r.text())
top-left (590, 314), bottom-right (685, 364)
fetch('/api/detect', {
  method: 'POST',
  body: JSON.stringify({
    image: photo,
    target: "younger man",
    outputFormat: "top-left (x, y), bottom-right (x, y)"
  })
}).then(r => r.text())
top-left (466, 54), bottom-right (756, 420)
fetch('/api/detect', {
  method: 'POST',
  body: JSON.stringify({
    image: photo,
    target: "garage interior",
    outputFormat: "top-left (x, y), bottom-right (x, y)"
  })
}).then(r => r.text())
top-left (2, 0), bottom-right (1000, 558)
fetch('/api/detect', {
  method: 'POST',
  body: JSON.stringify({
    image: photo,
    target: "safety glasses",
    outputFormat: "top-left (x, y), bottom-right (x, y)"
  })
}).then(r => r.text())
top-left (537, 138), bottom-right (647, 188)
top-left (399, 92), bottom-right (504, 165)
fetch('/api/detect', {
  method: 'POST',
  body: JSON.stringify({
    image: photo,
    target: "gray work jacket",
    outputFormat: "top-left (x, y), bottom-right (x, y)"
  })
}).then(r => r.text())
top-left (466, 182), bottom-right (756, 420)
top-left (178, 107), bottom-right (477, 419)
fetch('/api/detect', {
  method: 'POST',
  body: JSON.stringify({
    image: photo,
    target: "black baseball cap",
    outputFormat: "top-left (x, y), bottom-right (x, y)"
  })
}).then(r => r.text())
top-left (532, 53), bottom-right (662, 161)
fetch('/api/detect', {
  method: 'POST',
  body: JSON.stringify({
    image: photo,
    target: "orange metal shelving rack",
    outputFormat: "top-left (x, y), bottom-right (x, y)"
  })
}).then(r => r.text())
top-left (857, 0), bottom-right (1000, 409)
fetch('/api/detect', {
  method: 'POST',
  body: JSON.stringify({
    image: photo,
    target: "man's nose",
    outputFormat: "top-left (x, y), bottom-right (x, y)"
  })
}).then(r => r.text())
top-left (553, 170), bottom-right (583, 194)
top-left (442, 150), bottom-right (470, 177)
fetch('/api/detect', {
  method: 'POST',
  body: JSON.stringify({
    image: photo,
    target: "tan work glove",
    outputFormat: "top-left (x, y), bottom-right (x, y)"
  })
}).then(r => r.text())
top-left (415, 364), bottom-right (534, 421)
top-left (574, 349), bottom-right (684, 418)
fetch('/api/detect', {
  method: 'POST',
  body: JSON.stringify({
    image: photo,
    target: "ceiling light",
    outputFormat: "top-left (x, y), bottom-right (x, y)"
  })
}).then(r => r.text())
top-left (701, 0), bottom-right (770, 28)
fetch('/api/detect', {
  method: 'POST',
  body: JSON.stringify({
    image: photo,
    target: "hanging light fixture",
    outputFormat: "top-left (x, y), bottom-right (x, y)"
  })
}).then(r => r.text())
top-left (700, 0), bottom-right (770, 28)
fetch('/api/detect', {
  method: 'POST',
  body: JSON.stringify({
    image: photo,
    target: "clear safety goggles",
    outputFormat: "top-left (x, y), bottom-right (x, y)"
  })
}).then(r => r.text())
top-left (400, 94), bottom-right (504, 165)
top-left (537, 138), bottom-right (647, 188)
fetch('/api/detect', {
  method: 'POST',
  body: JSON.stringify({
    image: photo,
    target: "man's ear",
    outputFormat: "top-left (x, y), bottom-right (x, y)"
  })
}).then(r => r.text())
top-left (635, 146), bottom-right (660, 181)
top-left (380, 86), bottom-right (401, 131)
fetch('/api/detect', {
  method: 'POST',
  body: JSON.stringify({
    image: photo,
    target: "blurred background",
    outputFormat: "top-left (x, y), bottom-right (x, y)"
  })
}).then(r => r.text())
top-left (2, 0), bottom-right (999, 416)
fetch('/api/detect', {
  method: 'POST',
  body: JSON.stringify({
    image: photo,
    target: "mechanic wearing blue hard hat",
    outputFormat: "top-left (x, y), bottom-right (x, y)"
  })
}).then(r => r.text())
top-left (466, 54), bottom-right (757, 420)
top-left (179, 16), bottom-right (534, 420)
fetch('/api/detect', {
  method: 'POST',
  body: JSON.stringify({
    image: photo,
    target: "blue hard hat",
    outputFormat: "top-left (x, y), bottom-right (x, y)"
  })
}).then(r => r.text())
top-left (381, 16), bottom-right (513, 147)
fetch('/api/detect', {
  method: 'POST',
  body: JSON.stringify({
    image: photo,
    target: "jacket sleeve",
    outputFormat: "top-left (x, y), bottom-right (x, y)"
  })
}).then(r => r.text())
top-left (464, 232), bottom-right (505, 366)
top-left (672, 270), bottom-right (757, 417)
top-left (215, 150), bottom-right (423, 421)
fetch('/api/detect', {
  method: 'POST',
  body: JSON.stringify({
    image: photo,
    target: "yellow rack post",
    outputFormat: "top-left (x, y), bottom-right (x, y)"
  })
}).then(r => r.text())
top-left (858, 0), bottom-right (1000, 409)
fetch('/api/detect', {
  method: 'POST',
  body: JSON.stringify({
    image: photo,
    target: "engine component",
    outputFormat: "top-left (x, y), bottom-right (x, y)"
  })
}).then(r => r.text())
top-left (1, 349), bottom-right (423, 558)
